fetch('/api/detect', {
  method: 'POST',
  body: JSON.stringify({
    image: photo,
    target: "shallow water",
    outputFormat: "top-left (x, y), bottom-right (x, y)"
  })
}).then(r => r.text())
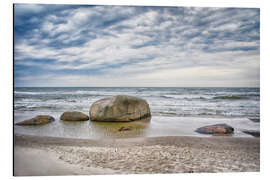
top-left (14, 113), bottom-right (259, 139)
top-left (14, 87), bottom-right (260, 139)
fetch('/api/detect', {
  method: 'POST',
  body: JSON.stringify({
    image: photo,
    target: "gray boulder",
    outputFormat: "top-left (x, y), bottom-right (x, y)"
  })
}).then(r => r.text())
top-left (195, 124), bottom-right (234, 135)
top-left (90, 95), bottom-right (151, 122)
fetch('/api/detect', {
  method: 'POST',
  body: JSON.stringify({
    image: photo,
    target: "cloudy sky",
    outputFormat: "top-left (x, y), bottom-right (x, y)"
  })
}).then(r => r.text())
top-left (14, 4), bottom-right (260, 87)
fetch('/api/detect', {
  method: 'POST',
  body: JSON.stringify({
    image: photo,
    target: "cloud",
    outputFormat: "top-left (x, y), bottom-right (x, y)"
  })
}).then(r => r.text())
top-left (14, 5), bottom-right (260, 87)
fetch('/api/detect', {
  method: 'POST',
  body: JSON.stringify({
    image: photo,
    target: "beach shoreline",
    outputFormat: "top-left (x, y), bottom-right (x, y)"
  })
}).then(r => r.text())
top-left (14, 134), bottom-right (260, 176)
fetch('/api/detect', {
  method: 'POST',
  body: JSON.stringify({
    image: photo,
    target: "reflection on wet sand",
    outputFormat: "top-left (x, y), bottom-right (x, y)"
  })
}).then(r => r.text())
top-left (89, 117), bottom-right (151, 138)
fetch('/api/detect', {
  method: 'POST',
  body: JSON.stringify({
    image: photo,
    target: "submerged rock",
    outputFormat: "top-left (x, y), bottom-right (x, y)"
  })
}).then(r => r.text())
top-left (248, 118), bottom-right (260, 123)
top-left (60, 111), bottom-right (89, 121)
top-left (90, 95), bottom-right (151, 122)
top-left (195, 124), bottom-right (234, 135)
top-left (118, 126), bottom-right (132, 131)
top-left (15, 115), bottom-right (55, 125)
top-left (242, 130), bottom-right (260, 137)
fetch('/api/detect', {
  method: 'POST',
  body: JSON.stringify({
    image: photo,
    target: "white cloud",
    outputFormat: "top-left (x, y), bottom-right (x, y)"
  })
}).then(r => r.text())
top-left (14, 5), bottom-right (260, 87)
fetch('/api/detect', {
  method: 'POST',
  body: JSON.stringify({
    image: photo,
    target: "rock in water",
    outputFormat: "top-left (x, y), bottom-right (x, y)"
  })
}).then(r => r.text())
top-left (15, 115), bottom-right (55, 125)
top-left (248, 118), bottom-right (260, 123)
top-left (242, 130), bottom-right (260, 137)
top-left (60, 111), bottom-right (89, 121)
top-left (195, 124), bottom-right (234, 135)
top-left (118, 126), bottom-right (132, 131)
top-left (90, 95), bottom-right (151, 122)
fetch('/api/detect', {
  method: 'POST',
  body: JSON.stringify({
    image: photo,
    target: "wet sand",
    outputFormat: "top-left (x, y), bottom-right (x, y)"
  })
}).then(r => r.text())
top-left (14, 134), bottom-right (260, 176)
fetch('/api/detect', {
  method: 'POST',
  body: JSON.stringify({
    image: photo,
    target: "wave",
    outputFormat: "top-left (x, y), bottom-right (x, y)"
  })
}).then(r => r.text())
top-left (158, 112), bottom-right (178, 115)
top-left (159, 94), bottom-right (210, 100)
top-left (212, 95), bottom-right (249, 100)
top-left (160, 94), bottom-right (253, 101)
top-left (160, 95), bottom-right (174, 99)
top-left (15, 105), bottom-right (61, 110)
top-left (14, 90), bottom-right (109, 97)
top-left (14, 91), bottom-right (72, 95)
top-left (14, 91), bottom-right (45, 95)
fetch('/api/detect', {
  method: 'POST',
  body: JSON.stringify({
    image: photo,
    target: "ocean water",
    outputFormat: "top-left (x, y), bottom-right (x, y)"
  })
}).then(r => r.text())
top-left (14, 87), bottom-right (260, 139)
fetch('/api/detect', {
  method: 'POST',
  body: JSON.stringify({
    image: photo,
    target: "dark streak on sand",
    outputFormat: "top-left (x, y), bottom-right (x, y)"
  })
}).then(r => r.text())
top-left (14, 134), bottom-right (259, 149)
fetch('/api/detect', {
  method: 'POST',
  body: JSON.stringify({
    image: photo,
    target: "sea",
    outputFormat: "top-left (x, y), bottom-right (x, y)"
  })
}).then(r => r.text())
top-left (14, 87), bottom-right (260, 139)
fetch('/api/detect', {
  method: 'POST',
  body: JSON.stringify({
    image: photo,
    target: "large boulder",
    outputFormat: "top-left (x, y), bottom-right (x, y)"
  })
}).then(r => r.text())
top-left (90, 95), bottom-right (151, 122)
top-left (195, 124), bottom-right (234, 135)
top-left (15, 115), bottom-right (55, 125)
top-left (60, 111), bottom-right (89, 121)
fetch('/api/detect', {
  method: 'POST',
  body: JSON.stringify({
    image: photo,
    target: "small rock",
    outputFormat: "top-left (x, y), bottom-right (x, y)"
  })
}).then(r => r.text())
top-left (59, 155), bottom-right (64, 160)
top-left (248, 118), bottom-right (260, 123)
top-left (242, 130), bottom-right (260, 137)
top-left (195, 124), bottom-right (234, 135)
top-left (15, 115), bottom-right (55, 125)
top-left (60, 111), bottom-right (89, 121)
top-left (118, 127), bottom-right (132, 131)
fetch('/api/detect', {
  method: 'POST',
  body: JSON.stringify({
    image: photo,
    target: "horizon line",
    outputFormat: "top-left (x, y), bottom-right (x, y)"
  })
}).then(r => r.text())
top-left (14, 86), bottom-right (260, 88)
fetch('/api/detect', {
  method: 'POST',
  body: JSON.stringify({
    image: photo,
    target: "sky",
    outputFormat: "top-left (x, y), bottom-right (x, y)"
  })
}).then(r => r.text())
top-left (14, 4), bottom-right (260, 87)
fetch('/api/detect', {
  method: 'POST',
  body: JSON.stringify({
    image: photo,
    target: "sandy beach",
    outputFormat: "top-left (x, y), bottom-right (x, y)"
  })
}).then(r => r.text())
top-left (14, 134), bottom-right (260, 176)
